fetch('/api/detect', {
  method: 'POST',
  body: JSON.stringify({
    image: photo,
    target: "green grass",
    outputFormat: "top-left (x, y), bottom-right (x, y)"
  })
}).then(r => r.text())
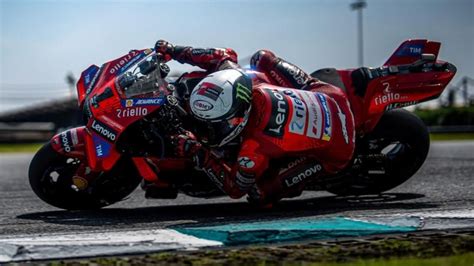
top-left (307, 253), bottom-right (474, 266)
top-left (0, 143), bottom-right (43, 153)
top-left (52, 251), bottom-right (474, 266)
top-left (430, 133), bottom-right (474, 141)
top-left (50, 233), bottom-right (474, 265)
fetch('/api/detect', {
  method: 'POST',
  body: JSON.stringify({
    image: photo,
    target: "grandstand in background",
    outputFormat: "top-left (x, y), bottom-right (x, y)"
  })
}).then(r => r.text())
top-left (0, 97), bottom-right (81, 142)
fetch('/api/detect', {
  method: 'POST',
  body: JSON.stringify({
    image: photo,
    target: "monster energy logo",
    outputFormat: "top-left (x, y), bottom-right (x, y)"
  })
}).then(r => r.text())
top-left (236, 83), bottom-right (251, 103)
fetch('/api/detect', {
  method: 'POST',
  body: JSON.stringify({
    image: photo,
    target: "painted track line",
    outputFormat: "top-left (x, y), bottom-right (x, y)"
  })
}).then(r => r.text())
top-left (0, 229), bottom-right (222, 262)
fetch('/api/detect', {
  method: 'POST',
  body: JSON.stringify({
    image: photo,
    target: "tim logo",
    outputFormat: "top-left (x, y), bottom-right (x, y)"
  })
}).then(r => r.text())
top-left (396, 43), bottom-right (424, 57)
top-left (409, 47), bottom-right (422, 54)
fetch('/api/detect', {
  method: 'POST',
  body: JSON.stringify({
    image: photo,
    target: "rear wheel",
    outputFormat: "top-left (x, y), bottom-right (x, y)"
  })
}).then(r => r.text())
top-left (29, 143), bottom-right (141, 210)
top-left (326, 109), bottom-right (430, 195)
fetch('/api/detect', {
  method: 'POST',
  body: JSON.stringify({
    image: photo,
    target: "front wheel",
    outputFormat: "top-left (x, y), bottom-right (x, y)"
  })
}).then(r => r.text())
top-left (29, 143), bottom-right (142, 210)
top-left (326, 109), bottom-right (430, 195)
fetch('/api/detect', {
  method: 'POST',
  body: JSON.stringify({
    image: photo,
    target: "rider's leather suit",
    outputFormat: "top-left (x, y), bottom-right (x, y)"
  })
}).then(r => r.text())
top-left (156, 41), bottom-right (355, 203)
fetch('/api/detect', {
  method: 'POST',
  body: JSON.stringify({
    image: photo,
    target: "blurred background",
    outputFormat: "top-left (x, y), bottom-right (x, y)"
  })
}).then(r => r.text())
top-left (0, 0), bottom-right (473, 143)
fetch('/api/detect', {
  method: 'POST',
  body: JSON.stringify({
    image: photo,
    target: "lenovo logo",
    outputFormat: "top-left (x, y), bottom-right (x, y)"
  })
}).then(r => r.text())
top-left (284, 164), bottom-right (322, 187)
top-left (91, 120), bottom-right (117, 142)
top-left (264, 89), bottom-right (289, 137)
top-left (60, 132), bottom-right (72, 153)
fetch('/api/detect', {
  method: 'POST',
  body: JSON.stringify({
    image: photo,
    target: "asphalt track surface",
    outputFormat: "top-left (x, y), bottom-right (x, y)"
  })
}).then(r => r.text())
top-left (0, 141), bottom-right (473, 237)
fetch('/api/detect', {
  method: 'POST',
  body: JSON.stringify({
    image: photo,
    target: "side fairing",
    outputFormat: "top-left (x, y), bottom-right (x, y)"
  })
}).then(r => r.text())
top-left (80, 49), bottom-right (170, 171)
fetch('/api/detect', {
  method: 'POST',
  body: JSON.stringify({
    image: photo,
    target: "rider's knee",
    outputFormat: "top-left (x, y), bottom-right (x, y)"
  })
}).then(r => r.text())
top-left (250, 49), bottom-right (277, 70)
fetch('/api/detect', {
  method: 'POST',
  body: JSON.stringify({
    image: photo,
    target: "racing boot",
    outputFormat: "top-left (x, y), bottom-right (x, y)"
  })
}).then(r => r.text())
top-left (141, 180), bottom-right (178, 199)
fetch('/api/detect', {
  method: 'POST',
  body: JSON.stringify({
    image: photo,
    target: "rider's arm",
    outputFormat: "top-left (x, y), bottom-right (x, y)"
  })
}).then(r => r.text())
top-left (195, 139), bottom-right (269, 199)
top-left (155, 40), bottom-right (239, 72)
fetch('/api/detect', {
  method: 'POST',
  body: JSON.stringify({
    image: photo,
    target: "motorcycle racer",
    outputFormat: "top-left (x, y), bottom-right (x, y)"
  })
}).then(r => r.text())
top-left (155, 40), bottom-right (355, 204)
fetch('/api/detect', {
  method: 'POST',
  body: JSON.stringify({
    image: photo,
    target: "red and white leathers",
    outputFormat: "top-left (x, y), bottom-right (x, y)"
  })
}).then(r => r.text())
top-left (156, 41), bottom-right (355, 204)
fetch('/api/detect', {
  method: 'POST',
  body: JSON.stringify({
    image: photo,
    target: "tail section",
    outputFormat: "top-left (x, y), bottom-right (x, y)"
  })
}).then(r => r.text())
top-left (384, 39), bottom-right (441, 66)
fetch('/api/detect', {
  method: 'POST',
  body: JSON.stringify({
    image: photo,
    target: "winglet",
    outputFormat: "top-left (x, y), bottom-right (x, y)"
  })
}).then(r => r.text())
top-left (384, 39), bottom-right (441, 66)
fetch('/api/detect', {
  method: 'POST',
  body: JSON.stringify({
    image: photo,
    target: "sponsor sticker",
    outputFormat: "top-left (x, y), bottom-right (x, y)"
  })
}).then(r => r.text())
top-left (278, 156), bottom-right (307, 175)
top-left (83, 65), bottom-right (99, 89)
top-left (300, 91), bottom-right (323, 139)
top-left (70, 128), bottom-right (79, 145)
top-left (284, 90), bottom-right (307, 136)
top-left (85, 67), bottom-right (103, 95)
top-left (236, 83), bottom-right (251, 103)
top-left (91, 119), bottom-right (117, 142)
top-left (282, 61), bottom-right (308, 86)
top-left (385, 101), bottom-right (418, 111)
top-left (263, 89), bottom-right (289, 138)
top-left (191, 48), bottom-right (213, 56)
top-left (121, 98), bottom-right (165, 107)
top-left (193, 100), bottom-right (214, 111)
top-left (374, 82), bottom-right (407, 105)
top-left (395, 43), bottom-right (424, 57)
top-left (109, 50), bottom-right (144, 75)
top-left (269, 70), bottom-right (286, 86)
top-left (335, 102), bottom-right (349, 144)
top-left (116, 107), bottom-right (148, 118)
top-left (93, 134), bottom-right (112, 158)
top-left (374, 92), bottom-right (401, 105)
top-left (284, 163), bottom-right (323, 187)
top-left (316, 93), bottom-right (332, 141)
top-left (60, 131), bottom-right (73, 153)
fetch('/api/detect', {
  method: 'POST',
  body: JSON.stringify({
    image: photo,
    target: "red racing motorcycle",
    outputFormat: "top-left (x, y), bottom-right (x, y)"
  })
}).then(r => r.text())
top-left (29, 39), bottom-right (456, 209)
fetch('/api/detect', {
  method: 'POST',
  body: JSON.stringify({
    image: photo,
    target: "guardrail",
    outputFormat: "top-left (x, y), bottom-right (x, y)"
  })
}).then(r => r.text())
top-left (0, 122), bottom-right (55, 143)
top-left (428, 125), bottom-right (474, 133)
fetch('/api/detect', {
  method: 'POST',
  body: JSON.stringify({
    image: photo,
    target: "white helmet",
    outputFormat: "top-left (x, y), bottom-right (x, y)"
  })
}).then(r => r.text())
top-left (190, 69), bottom-right (253, 147)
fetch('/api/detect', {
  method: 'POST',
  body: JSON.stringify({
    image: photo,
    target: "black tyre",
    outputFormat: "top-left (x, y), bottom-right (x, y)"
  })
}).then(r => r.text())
top-left (29, 143), bottom-right (142, 210)
top-left (326, 109), bottom-right (430, 195)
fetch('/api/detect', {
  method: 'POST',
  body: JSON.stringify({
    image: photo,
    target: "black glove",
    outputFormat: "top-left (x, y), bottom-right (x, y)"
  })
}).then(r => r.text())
top-left (171, 132), bottom-right (202, 157)
top-left (154, 39), bottom-right (174, 62)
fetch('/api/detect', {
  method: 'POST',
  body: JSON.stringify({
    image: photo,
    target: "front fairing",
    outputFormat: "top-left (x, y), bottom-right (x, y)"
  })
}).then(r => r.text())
top-left (78, 49), bottom-right (173, 171)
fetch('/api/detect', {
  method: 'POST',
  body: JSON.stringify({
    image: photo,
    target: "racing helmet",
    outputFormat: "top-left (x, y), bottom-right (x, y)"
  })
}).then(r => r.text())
top-left (190, 69), bottom-right (253, 147)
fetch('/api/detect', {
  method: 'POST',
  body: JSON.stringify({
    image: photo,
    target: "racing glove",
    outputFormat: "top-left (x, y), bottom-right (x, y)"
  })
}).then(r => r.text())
top-left (171, 131), bottom-right (202, 157)
top-left (154, 39), bottom-right (174, 62)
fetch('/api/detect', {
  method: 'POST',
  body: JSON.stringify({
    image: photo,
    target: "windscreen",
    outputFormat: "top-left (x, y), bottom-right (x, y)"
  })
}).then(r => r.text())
top-left (117, 51), bottom-right (167, 98)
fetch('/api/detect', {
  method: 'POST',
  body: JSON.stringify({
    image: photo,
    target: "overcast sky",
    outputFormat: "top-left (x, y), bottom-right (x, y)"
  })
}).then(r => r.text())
top-left (1, 0), bottom-right (473, 111)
